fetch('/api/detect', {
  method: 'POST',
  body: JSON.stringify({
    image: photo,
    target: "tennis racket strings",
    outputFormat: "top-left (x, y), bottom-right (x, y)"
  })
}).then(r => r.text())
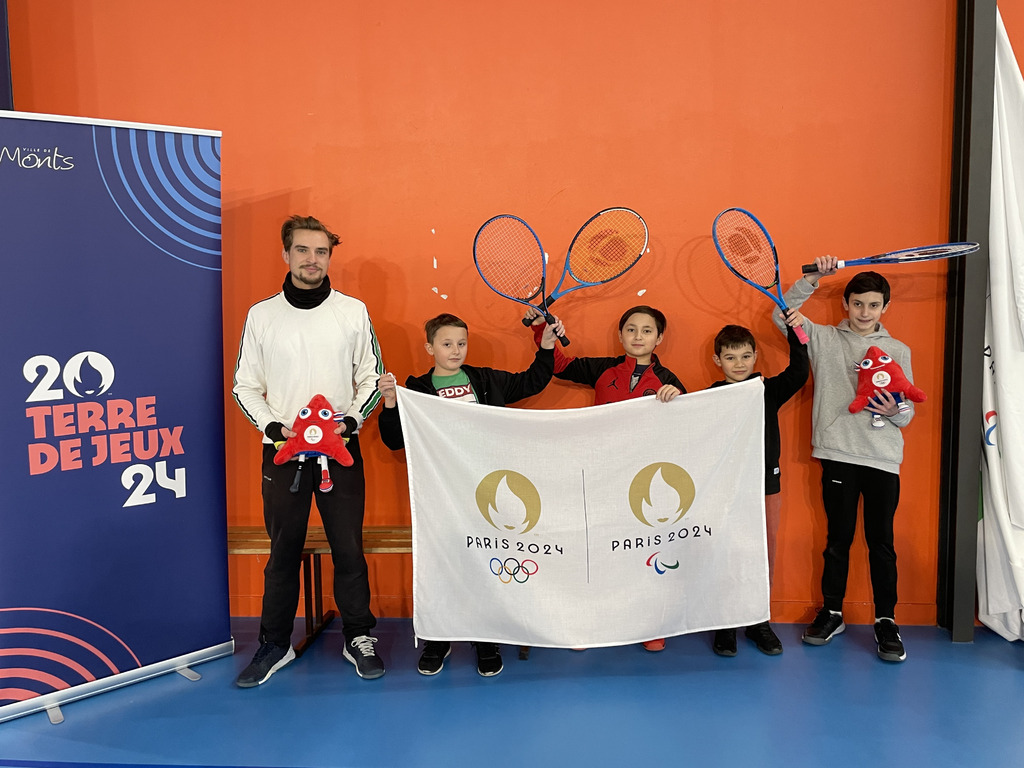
top-left (569, 209), bottom-right (648, 283)
top-left (712, 209), bottom-right (779, 288)
top-left (474, 216), bottom-right (544, 301)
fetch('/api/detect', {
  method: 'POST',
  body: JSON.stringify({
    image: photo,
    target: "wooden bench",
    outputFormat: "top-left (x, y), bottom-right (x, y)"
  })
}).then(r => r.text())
top-left (227, 525), bottom-right (412, 657)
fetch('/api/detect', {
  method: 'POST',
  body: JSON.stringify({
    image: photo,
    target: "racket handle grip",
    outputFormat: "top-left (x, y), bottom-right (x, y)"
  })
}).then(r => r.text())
top-left (523, 311), bottom-right (569, 344)
top-left (802, 260), bottom-right (846, 274)
top-left (544, 310), bottom-right (569, 346)
top-left (794, 325), bottom-right (809, 345)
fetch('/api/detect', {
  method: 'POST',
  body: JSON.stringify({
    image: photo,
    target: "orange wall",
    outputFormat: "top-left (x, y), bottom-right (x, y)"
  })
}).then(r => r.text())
top-left (10, 0), bottom-right (1000, 626)
top-left (1003, 1), bottom-right (1024, 70)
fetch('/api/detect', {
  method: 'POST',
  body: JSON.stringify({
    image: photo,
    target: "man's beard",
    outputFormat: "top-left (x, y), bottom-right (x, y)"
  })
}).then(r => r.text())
top-left (294, 268), bottom-right (322, 287)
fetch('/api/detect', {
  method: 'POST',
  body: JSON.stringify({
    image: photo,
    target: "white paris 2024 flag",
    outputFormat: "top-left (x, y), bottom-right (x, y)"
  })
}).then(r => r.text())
top-left (397, 379), bottom-right (768, 648)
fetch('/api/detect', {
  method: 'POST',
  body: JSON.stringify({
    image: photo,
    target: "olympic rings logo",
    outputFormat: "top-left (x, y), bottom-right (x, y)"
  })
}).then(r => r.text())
top-left (490, 557), bottom-right (539, 584)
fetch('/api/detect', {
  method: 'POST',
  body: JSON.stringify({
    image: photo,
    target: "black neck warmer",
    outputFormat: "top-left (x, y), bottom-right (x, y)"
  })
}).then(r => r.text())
top-left (282, 274), bottom-right (332, 309)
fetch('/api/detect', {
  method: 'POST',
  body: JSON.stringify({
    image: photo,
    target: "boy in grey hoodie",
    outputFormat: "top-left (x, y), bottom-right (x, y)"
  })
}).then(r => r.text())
top-left (772, 255), bottom-right (913, 663)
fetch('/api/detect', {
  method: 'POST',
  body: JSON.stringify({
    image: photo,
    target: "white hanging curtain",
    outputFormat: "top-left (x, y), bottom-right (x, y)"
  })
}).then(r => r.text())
top-left (978, 9), bottom-right (1024, 641)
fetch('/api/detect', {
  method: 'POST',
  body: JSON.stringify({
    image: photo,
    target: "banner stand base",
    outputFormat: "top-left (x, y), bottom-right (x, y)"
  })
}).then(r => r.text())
top-left (0, 639), bottom-right (234, 725)
top-left (175, 667), bottom-right (202, 681)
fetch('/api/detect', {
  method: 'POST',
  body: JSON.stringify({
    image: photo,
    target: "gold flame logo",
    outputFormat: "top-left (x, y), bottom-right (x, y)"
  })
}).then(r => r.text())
top-left (475, 470), bottom-right (542, 534)
top-left (628, 463), bottom-right (695, 526)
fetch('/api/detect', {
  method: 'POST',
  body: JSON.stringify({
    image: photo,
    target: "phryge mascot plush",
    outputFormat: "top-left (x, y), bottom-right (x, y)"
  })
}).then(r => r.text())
top-left (274, 394), bottom-right (353, 492)
top-left (849, 346), bottom-right (926, 428)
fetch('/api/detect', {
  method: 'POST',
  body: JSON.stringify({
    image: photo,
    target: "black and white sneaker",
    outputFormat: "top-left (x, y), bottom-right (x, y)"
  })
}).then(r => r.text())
top-left (235, 642), bottom-right (295, 688)
top-left (874, 619), bottom-right (907, 662)
top-left (344, 635), bottom-right (386, 679)
top-left (474, 642), bottom-right (503, 677)
top-left (802, 608), bottom-right (846, 646)
top-left (417, 641), bottom-right (452, 676)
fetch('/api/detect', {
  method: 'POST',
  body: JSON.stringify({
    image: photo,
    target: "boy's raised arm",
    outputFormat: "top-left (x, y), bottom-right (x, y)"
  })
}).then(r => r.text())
top-left (772, 256), bottom-right (839, 334)
top-left (770, 319), bottom-right (811, 403)
top-left (538, 316), bottom-right (566, 349)
top-left (528, 309), bottom-right (575, 374)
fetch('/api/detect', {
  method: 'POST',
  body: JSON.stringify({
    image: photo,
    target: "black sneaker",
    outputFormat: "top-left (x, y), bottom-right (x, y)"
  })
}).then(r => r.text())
top-left (235, 642), bottom-right (295, 688)
top-left (744, 622), bottom-right (783, 655)
top-left (417, 641), bottom-right (452, 676)
top-left (712, 628), bottom-right (737, 657)
top-left (343, 635), bottom-right (386, 679)
top-left (874, 619), bottom-right (907, 662)
top-left (474, 642), bottom-right (503, 677)
top-left (802, 608), bottom-right (846, 645)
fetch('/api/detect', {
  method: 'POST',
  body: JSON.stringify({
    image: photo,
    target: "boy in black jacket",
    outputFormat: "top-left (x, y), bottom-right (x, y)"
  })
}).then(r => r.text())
top-left (708, 312), bottom-right (808, 657)
top-left (377, 312), bottom-right (564, 677)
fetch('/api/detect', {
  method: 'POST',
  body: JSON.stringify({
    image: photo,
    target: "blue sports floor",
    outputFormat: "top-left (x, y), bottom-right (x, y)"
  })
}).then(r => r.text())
top-left (0, 617), bottom-right (1021, 768)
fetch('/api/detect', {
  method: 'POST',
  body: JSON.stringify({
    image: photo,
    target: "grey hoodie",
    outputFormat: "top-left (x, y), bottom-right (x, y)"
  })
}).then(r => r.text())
top-left (773, 276), bottom-right (914, 475)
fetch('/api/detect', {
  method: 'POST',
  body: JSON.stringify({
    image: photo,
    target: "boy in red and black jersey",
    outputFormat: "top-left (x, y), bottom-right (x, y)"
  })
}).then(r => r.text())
top-left (527, 304), bottom-right (684, 652)
top-left (527, 305), bottom-right (685, 405)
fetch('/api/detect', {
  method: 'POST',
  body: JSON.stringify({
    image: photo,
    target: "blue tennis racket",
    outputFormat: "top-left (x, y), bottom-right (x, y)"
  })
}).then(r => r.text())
top-left (712, 207), bottom-right (809, 345)
top-left (474, 214), bottom-right (570, 346)
top-left (800, 242), bottom-right (979, 274)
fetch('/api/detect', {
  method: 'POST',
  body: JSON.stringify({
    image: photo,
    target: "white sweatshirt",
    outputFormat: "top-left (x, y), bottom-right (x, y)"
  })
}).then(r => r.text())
top-left (233, 290), bottom-right (384, 441)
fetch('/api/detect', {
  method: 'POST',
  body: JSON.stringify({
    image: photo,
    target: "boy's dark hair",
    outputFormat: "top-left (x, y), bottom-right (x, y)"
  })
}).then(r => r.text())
top-left (618, 305), bottom-right (666, 334)
top-left (281, 215), bottom-right (341, 252)
top-left (424, 313), bottom-right (468, 343)
top-left (844, 271), bottom-right (890, 305)
top-left (714, 325), bottom-right (756, 356)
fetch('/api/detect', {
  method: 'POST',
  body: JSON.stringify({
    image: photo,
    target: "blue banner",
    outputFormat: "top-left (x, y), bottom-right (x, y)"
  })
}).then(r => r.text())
top-left (0, 111), bottom-right (230, 720)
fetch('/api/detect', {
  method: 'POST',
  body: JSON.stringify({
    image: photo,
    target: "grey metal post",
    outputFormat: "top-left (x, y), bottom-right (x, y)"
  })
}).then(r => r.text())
top-left (939, 0), bottom-right (996, 642)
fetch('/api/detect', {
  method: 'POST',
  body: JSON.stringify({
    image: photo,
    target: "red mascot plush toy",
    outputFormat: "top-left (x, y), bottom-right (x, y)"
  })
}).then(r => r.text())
top-left (849, 346), bottom-right (926, 428)
top-left (274, 394), bottom-right (353, 492)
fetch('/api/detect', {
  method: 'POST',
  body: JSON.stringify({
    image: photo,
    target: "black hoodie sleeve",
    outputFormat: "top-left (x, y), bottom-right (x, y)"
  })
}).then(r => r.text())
top-left (376, 373), bottom-right (436, 451)
top-left (377, 404), bottom-right (405, 451)
top-left (763, 326), bottom-right (810, 407)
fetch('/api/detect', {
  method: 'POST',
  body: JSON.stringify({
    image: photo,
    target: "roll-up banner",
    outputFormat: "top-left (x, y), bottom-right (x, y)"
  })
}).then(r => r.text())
top-left (0, 111), bottom-right (232, 723)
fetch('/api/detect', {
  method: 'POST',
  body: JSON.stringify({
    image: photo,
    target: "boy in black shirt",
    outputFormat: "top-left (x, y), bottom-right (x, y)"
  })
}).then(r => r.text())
top-left (708, 311), bottom-right (808, 656)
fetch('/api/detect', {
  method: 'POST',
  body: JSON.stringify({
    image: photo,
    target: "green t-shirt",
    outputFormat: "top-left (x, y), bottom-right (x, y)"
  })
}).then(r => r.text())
top-left (431, 370), bottom-right (477, 402)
